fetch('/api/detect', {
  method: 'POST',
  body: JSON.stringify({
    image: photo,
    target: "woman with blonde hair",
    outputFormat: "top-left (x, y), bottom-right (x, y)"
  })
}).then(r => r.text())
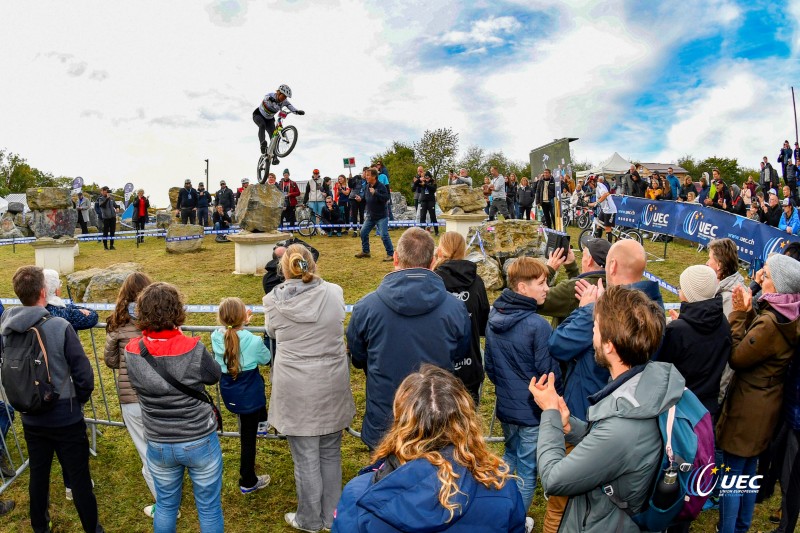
top-left (211, 297), bottom-right (271, 494)
top-left (263, 244), bottom-right (354, 532)
top-left (332, 365), bottom-right (526, 532)
top-left (433, 232), bottom-right (489, 405)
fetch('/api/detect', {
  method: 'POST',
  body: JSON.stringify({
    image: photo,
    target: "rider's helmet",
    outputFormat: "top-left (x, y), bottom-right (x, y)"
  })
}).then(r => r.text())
top-left (277, 84), bottom-right (292, 98)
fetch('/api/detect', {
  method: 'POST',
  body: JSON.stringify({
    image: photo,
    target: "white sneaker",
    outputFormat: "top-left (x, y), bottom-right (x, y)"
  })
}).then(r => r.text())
top-left (144, 504), bottom-right (181, 519)
top-left (257, 421), bottom-right (270, 436)
top-left (525, 516), bottom-right (535, 533)
top-left (285, 512), bottom-right (320, 532)
top-left (240, 474), bottom-right (270, 494)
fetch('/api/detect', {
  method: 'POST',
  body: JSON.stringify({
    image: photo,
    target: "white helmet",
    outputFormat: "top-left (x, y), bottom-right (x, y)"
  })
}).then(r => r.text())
top-left (277, 84), bottom-right (292, 98)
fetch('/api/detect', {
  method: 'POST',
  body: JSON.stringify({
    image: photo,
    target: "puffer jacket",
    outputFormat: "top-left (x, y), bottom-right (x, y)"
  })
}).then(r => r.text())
top-left (779, 207), bottom-right (800, 234)
top-left (332, 451), bottom-right (526, 533)
top-left (104, 321), bottom-right (142, 404)
top-left (517, 185), bottom-right (535, 208)
top-left (717, 299), bottom-right (800, 457)
top-left (538, 362), bottom-right (685, 533)
top-left (485, 289), bottom-right (561, 426)
top-left (786, 355), bottom-right (800, 430)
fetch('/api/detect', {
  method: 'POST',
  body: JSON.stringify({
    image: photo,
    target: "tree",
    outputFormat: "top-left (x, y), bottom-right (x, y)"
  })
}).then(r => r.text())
top-left (458, 145), bottom-right (487, 184)
top-left (413, 128), bottom-right (458, 183)
top-left (0, 149), bottom-right (36, 196)
top-left (372, 141), bottom-right (417, 202)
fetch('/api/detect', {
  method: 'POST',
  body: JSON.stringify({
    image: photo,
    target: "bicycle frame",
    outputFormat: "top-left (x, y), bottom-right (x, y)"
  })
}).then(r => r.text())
top-left (267, 112), bottom-right (288, 155)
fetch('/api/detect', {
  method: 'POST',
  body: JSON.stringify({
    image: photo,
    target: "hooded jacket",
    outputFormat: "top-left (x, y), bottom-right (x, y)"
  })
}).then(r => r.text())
top-left (779, 206), bottom-right (800, 234)
top-left (548, 280), bottom-right (664, 421)
top-left (535, 178), bottom-right (556, 204)
top-left (332, 453), bottom-right (526, 533)
top-left (434, 260), bottom-right (490, 393)
top-left (658, 295), bottom-right (731, 415)
top-left (716, 300), bottom-right (800, 457)
top-left (264, 278), bottom-right (355, 436)
top-left (485, 289), bottom-right (561, 427)
top-left (347, 269), bottom-right (471, 448)
top-left (0, 306), bottom-right (94, 427)
top-left (365, 180), bottom-right (390, 220)
top-left (538, 362), bottom-right (685, 533)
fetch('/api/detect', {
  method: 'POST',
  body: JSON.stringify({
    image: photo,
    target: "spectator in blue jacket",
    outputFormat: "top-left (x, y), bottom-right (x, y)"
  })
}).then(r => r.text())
top-left (346, 227), bottom-right (471, 450)
top-left (779, 197), bottom-right (800, 235)
top-left (485, 257), bottom-right (561, 513)
top-left (354, 168), bottom-right (395, 261)
top-left (332, 365), bottom-right (527, 533)
top-left (43, 269), bottom-right (99, 331)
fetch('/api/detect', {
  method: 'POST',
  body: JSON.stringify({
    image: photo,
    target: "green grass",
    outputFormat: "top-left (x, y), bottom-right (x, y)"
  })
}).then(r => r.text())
top-left (0, 226), bottom-right (782, 532)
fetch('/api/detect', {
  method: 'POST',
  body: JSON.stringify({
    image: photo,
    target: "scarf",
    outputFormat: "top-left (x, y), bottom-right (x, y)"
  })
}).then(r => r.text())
top-left (760, 292), bottom-right (800, 322)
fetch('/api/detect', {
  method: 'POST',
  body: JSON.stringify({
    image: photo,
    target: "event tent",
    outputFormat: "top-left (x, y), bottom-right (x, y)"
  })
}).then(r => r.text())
top-left (0, 196), bottom-right (7, 216)
top-left (576, 152), bottom-right (632, 178)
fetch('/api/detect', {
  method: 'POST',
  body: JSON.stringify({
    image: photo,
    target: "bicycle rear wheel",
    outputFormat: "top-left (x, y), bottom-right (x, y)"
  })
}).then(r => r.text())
top-left (578, 227), bottom-right (601, 249)
top-left (577, 212), bottom-right (591, 229)
top-left (562, 213), bottom-right (570, 228)
top-left (297, 219), bottom-right (316, 237)
top-left (275, 126), bottom-right (298, 158)
top-left (257, 154), bottom-right (270, 184)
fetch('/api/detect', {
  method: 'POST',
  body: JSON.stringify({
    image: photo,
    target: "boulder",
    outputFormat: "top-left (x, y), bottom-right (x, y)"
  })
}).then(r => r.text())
top-left (390, 192), bottom-right (409, 220)
top-left (0, 228), bottom-right (25, 240)
top-left (435, 185), bottom-right (486, 213)
top-left (168, 187), bottom-right (181, 210)
top-left (166, 224), bottom-right (204, 253)
top-left (13, 213), bottom-right (26, 227)
top-left (26, 188), bottom-right (73, 210)
top-left (235, 184), bottom-right (283, 232)
top-left (16, 225), bottom-right (33, 237)
top-left (68, 263), bottom-right (144, 302)
top-left (466, 219), bottom-right (545, 265)
top-left (466, 252), bottom-right (504, 290)
top-left (446, 207), bottom-right (465, 215)
top-left (86, 225), bottom-right (99, 234)
top-left (7, 202), bottom-right (24, 214)
top-left (86, 205), bottom-right (99, 229)
top-left (66, 268), bottom-right (104, 301)
top-left (156, 211), bottom-right (174, 229)
top-left (0, 215), bottom-right (15, 233)
top-left (28, 209), bottom-right (78, 238)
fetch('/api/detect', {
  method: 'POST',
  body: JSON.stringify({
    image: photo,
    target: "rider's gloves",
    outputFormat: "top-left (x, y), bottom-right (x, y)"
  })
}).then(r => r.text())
top-left (296, 110), bottom-right (305, 115)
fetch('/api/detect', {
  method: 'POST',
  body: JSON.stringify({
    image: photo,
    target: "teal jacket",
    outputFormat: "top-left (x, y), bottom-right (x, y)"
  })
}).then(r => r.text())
top-left (537, 362), bottom-right (685, 533)
top-left (210, 329), bottom-right (270, 374)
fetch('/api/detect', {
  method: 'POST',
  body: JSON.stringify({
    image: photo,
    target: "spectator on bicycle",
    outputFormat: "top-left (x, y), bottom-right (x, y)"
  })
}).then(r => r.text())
top-left (303, 170), bottom-right (327, 216)
top-left (321, 196), bottom-right (341, 237)
top-left (213, 205), bottom-right (232, 243)
top-left (215, 180), bottom-right (235, 217)
top-left (252, 84), bottom-right (304, 166)
top-left (416, 170), bottom-right (439, 236)
top-left (517, 177), bottom-right (535, 220)
top-left (280, 169), bottom-right (301, 229)
top-left (588, 175), bottom-right (617, 242)
top-left (334, 175), bottom-right (350, 234)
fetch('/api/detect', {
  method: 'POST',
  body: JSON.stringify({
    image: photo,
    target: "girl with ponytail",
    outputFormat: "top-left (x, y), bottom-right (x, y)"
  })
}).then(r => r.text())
top-left (211, 297), bottom-right (271, 494)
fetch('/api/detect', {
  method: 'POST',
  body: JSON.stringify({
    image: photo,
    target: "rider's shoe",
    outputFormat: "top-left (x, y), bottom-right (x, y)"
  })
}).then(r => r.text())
top-left (272, 156), bottom-right (280, 166)
top-left (260, 141), bottom-right (268, 154)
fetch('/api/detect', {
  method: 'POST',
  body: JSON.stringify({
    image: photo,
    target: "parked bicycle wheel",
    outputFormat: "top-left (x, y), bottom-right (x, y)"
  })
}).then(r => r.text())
top-left (577, 212), bottom-right (591, 229)
top-left (257, 154), bottom-right (270, 184)
top-left (275, 126), bottom-right (298, 158)
top-left (619, 228), bottom-right (643, 244)
top-left (297, 218), bottom-right (316, 237)
top-left (578, 226), bottom-right (603, 249)
top-left (562, 213), bottom-right (571, 228)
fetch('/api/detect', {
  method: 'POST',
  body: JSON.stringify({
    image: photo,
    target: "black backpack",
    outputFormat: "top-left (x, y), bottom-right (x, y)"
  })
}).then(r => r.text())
top-left (0, 317), bottom-right (60, 414)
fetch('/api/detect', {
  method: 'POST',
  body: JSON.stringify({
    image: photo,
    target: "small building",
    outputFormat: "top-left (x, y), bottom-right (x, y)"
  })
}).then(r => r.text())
top-left (638, 163), bottom-right (689, 179)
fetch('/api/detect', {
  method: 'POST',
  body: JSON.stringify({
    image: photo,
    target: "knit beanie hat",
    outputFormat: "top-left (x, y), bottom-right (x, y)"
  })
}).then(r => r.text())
top-left (679, 265), bottom-right (719, 303)
top-left (766, 253), bottom-right (800, 294)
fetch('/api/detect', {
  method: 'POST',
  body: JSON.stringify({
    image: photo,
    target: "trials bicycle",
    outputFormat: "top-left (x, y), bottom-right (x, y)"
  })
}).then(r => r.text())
top-left (578, 214), bottom-right (643, 247)
top-left (257, 111), bottom-right (299, 184)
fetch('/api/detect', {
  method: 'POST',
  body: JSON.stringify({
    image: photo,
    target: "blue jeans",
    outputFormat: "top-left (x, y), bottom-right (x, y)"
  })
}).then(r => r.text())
top-left (718, 452), bottom-right (758, 533)
top-left (360, 216), bottom-right (394, 256)
top-left (147, 434), bottom-right (224, 533)
top-left (308, 201), bottom-right (324, 218)
top-left (0, 401), bottom-right (14, 453)
top-left (501, 422), bottom-right (539, 510)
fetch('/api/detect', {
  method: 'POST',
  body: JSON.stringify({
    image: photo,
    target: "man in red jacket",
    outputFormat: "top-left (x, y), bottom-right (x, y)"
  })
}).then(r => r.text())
top-left (279, 169), bottom-right (301, 229)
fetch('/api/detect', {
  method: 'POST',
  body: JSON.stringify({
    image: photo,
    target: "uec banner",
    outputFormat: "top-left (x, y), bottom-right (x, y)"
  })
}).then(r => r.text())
top-left (614, 196), bottom-right (799, 269)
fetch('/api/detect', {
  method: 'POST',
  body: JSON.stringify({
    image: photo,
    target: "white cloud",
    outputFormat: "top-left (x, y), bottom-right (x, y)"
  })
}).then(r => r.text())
top-left (437, 15), bottom-right (522, 49)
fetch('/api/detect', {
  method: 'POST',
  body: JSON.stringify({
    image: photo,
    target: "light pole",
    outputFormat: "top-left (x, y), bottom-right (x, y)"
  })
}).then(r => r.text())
top-left (205, 159), bottom-right (209, 183)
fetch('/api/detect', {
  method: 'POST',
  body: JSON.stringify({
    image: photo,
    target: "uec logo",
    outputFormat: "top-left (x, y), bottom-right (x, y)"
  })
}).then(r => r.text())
top-left (687, 462), bottom-right (763, 497)
top-left (683, 211), bottom-right (717, 238)
top-left (763, 237), bottom-right (788, 259)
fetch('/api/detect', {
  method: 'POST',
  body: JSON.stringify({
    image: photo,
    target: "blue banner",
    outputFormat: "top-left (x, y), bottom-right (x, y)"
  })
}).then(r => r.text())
top-left (614, 196), bottom-right (799, 270)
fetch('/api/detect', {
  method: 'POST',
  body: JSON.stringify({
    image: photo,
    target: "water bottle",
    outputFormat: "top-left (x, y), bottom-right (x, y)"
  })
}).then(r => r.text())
top-left (652, 465), bottom-right (681, 509)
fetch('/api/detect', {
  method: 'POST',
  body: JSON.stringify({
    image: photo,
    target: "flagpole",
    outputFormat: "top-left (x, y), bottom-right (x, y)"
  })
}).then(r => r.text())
top-left (793, 87), bottom-right (798, 145)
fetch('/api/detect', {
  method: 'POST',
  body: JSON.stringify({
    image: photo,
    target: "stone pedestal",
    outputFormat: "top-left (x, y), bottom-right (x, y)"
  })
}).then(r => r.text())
top-left (439, 213), bottom-right (487, 239)
top-left (227, 232), bottom-right (288, 275)
top-left (31, 237), bottom-right (79, 275)
top-left (73, 243), bottom-right (80, 257)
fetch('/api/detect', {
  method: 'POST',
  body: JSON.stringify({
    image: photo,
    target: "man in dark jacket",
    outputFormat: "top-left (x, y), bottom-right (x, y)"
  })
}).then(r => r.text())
top-left (97, 186), bottom-right (118, 250)
top-left (346, 228), bottom-right (471, 449)
top-left (354, 168), bottom-right (394, 261)
top-left (214, 180), bottom-right (235, 216)
top-left (759, 192), bottom-right (782, 227)
top-left (0, 266), bottom-right (102, 533)
top-left (175, 179), bottom-right (198, 224)
top-left (535, 169), bottom-right (557, 228)
top-left (629, 171), bottom-right (648, 198)
top-left (348, 173), bottom-right (367, 234)
top-left (416, 171), bottom-right (438, 235)
top-left (212, 205), bottom-right (232, 242)
top-left (659, 265), bottom-right (730, 416)
top-left (196, 182), bottom-right (212, 227)
top-left (701, 169), bottom-right (731, 211)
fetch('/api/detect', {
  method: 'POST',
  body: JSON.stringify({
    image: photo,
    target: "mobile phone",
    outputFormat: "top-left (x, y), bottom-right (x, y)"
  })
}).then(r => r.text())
top-left (545, 233), bottom-right (570, 259)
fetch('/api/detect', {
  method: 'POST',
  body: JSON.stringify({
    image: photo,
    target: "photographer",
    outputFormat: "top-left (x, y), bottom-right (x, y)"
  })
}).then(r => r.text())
top-left (212, 205), bottom-right (232, 242)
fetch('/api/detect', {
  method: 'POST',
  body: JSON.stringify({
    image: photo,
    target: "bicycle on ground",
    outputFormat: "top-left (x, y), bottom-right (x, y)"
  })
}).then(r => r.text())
top-left (257, 111), bottom-right (299, 184)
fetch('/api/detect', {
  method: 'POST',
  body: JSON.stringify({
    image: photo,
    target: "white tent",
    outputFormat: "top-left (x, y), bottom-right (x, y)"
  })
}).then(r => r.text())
top-left (0, 196), bottom-right (7, 216)
top-left (576, 152), bottom-right (632, 178)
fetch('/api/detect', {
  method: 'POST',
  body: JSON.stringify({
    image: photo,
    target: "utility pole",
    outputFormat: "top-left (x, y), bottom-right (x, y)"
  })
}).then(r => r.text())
top-left (205, 159), bottom-right (209, 183)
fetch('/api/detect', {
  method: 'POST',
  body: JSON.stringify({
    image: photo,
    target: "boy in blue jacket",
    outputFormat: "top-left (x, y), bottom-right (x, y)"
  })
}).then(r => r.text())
top-left (485, 257), bottom-right (561, 512)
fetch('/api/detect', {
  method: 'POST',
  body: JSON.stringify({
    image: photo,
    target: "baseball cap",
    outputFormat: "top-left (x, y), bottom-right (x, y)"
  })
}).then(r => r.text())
top-left (783, 197), bottom-right (791, 207)
top-left (184, 179), bottom-right (191, 184)
top-left (242, 178), bottom-right (249, 184)
top-left (584, 238), bottom-right (611, 267)
top-left (313, 169), bottom-right (320, 174)
top-left (220, 180), bottom-right (226, 185)
top-left (769, 188), bottom-right (778, 197)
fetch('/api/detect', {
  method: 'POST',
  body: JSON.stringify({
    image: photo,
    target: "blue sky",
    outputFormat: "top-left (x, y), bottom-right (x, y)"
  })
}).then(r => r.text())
top-left (0, 0), bottom-right (798, 205)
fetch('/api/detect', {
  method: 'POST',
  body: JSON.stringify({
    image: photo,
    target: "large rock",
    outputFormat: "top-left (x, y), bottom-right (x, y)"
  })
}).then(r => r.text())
top-left (156, 211), bottom-right (174, 229)
top-left (168, 187), bottom-right (181, 210)
top-left (390, 192), bottom-right (409, 220)
top-left (466, 252), bottom-right (504, 290)
top-left (435, 185), bottom-right (486, 213)
top-left (26, 188), bottom-right (73, 210)
top-left (66, 268), bottom-right (104, 301)
top-left (68, 263), bottom-right (144, 302)
top-left (28, 209), bottom-right (78, 238)
top-left (7, 202), bottom-right (24, 214)
top-left (0, 227), bottom-right (25, 240)
top-left (166, 224), bottom-right (204, 253)
top-left (1, 214), bottom-right (15, 233)
top-left (466, 219), bottom-right (545, 265)
top-left (235, 184), bottom-right (283, 232)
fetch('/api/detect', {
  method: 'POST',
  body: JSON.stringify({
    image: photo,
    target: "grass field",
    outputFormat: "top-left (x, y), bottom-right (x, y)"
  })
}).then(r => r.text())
top-left (0, 225), bottom-right (783, 532)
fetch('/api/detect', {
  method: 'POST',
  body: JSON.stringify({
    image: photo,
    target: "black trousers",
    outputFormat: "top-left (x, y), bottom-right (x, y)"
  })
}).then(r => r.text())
top-left (779, 428), bottom-right (800, 533)
top-left (24, 420), bottom-right (102, 533)
top-left (252, 108), bottom-right (275, 148)
top-left (350, 201), bottom-right (365, 225)
top-left (520, 206), bottom-right (532, 220)
top-left (180, 208), bottom-right (196, 225)
top-left (419, 200), bottom-right (438, 234)
top-left (281, 206), bottom-right (296, 228)
top-left (102, 218), bottom-right (115, 248)
top-left (134, 219), bottom-right (146, 243)
top-left (77, 214), bottom-right (88, 234)
top-left (540, 201), bottom-right (554, 228)
top-left (238, 407), bottom-right (268, 488)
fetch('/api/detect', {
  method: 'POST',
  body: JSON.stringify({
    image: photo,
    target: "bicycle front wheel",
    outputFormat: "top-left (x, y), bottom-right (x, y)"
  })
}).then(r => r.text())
top-left (297, 219), bottom-right (316, 237)
top-left (619, 229), bottom-right (643, 244)
top-left (275, 126), bottom-right (298, 158)
top-left (257, 154), bottom-right (270, 184)
top-left (562, 213), bottom-right (570, 228)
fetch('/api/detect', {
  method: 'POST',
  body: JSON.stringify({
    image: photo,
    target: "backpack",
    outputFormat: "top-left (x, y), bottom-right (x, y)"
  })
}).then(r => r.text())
top-left (0, 317), bottom-right (60, 414)
top-left (604, 387), bottom-right (715, 530)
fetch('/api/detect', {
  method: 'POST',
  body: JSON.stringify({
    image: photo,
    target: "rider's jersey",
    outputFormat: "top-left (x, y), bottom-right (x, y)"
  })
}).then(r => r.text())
top-left (258, 92), bottom-right (298, 119)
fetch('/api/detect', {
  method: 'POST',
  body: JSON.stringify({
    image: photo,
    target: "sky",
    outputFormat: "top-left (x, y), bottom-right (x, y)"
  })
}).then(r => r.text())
top-left (1, 0), bottom-right (799, 207)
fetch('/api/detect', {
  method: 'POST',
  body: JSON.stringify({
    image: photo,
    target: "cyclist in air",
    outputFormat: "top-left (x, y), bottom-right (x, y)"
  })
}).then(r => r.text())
top-left (253, 84), bottom-right (304, 165)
